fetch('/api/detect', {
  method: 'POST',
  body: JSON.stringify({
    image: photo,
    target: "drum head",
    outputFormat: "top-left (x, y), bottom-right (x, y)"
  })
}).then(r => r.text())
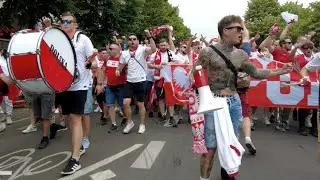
top-left (38, 28), bottom-right (76, 92)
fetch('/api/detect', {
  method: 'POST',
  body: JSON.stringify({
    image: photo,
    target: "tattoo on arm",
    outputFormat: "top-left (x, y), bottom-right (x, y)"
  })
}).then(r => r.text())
top-left (241, 60), bottom-right (271, 79)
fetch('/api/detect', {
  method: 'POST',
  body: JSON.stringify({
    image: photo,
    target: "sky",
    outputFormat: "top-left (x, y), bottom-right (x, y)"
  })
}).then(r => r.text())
top-left (168, 0), bottom-right (316, 39)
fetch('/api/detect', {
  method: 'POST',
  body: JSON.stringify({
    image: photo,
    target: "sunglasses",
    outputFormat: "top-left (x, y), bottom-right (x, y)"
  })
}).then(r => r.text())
top-left (302, 46), bottom-right (313, 50)
top-left (128, 38), bottom-right (137, 41)
top-left (285, 41), bottom-right (292, 44)
top-left (60, 20), bottom-right (73, 24)
top-left (181, 46), bottom-right (187, 49)
top-left (225, 26), bottom-right (244, 32)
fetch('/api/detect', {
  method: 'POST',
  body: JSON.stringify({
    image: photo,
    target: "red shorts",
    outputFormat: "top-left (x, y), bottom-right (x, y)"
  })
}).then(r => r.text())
top-left (239, 92), bottom-right (250, 118)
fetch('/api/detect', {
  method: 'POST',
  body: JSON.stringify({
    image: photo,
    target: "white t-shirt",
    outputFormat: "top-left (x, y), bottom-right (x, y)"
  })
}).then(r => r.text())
top-left (175, 52), bottom-right (190, 64)
top-left (120, 45), bottom-right (148, 83)
top-left (149, 50), bottom-right (179, 64)
top-left (305, 52), bottom-right (320, 72)
top-left (68, 32), bottom-right (95, 91)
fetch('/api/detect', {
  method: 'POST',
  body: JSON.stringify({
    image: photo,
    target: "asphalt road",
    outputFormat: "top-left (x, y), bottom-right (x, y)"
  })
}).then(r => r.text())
top-left (0, 107), bottom-right (319, 180)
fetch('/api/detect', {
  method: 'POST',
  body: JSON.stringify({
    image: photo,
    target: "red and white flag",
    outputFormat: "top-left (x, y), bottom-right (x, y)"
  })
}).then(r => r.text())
top-left (248, 56), bottom-right (320, 109)
top-left (161, 64), bottom-right (192, 105)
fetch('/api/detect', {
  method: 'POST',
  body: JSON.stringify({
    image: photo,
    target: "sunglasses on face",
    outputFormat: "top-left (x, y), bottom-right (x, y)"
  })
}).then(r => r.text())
top-left (128, 38), bottom-right (137, 41)
top-left (60, 20), bottom-right (73, 24)
top-left (302, 46), bottom-right (313, 50)
top-left (285, 41), bottom-right (292, 44)
top-left (225, 26), bottom-right (243, 32)
top-left (181, 46), bottom-right (187, 49)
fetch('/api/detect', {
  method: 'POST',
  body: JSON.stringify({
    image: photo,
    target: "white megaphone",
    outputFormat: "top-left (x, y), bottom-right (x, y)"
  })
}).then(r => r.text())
top-left (193, 65), bottom-right (223, 114)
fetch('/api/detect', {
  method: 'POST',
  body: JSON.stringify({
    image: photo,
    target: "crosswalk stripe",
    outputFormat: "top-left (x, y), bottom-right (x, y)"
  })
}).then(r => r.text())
top-left (130, 141), bottom-right (165, 169)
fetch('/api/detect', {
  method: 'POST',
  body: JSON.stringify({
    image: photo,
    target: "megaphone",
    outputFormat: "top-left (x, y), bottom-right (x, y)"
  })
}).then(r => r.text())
top-left (193, 65), bottom-right (223, 114)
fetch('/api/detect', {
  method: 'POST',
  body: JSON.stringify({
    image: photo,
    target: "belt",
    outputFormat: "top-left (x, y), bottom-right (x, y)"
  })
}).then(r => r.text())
top-left (212, 93), bottom-right (233, 98)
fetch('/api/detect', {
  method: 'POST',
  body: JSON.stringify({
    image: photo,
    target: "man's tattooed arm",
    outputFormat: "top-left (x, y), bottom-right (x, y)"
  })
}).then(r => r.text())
top-left (238, 50), bottom-right (285, 79)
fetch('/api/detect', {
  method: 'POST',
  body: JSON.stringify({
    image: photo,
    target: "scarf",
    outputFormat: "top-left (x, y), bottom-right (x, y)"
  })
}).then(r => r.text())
top-left (150, 26), bottom-right (167, 37)
top-left (192, 52), bottom-right (198, 65)
top-left (188, 88), bottom-right (208, 154)
top-left (154, 49), bottom-right (173, 82)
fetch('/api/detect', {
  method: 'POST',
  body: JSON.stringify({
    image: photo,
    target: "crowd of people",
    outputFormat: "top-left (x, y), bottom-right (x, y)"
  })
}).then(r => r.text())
top-left (0, 11), bottom-right (319, 180)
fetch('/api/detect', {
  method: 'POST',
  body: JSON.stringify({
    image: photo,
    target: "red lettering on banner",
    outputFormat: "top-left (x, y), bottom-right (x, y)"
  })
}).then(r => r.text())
top-left (248, 57), bottom-right (319, 108)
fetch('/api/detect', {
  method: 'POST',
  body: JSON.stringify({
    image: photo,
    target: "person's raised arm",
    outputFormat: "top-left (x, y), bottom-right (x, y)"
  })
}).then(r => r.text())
top-left (145, 30), bottom-right (157, 55)
top-left (167, 26), bottom-right (176, 51)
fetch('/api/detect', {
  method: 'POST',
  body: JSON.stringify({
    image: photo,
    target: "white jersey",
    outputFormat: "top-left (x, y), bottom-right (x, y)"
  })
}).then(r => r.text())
top-left (68, 31), bottom-right (95, 91)
top-left (120, 45), bottom-right (148, 83)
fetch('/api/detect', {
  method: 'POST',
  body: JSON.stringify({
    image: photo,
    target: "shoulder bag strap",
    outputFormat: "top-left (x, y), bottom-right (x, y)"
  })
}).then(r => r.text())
top-left (209, 45), bottom-right (238, 88)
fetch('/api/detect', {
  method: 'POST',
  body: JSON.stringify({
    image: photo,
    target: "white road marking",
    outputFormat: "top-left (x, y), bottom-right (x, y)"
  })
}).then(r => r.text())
top-left (57, 144), bottom-right (143, 180)
top-left (90, 170), bottom-right (116, 180)
top-left (0, 171), bottom-right (12, 175)
top-left (131, 141), bottom-right (165, 169)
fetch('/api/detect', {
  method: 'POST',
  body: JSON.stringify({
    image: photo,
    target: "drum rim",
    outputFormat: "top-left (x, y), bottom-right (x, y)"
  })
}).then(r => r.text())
top-left (37, 27), bottom-right (77, 93)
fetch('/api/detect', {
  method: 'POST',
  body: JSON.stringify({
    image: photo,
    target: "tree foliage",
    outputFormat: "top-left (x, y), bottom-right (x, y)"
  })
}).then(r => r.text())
top-left (245, 0), bottom-right (320, 43)
top-left (0, 0), bottom-right (191, 47)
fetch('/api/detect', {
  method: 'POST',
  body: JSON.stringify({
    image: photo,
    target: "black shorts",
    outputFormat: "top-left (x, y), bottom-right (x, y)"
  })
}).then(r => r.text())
top-left (155, 80), bottom-right (165, 100)
top-left (123, 81), bottom-right (146, 102)
top-left (55, 93), bottom-right (63, 108)
top-left (60, 90), bottom-right (87, 115)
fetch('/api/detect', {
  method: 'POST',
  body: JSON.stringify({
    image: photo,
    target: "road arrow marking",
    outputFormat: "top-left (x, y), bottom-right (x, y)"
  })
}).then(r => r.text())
top-left (90, 169), bottom-right (116, 180)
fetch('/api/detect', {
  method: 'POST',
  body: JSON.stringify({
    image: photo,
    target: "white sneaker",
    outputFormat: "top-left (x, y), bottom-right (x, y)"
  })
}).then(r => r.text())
top-left (0, 122), bottom-right (6, 132)
top-left (123, 121), bottom-right (134, 134)
top-left (264, 117), bottom-right (271, 125)
top-left (6, 116), bottom-right (12, 125)
top-left (305, 114), bottom-right (312, 128)
top-left (94, 107), bottom-right (102, 113)
top-left (22, 124), bottom-right (37, 134)
top-left (138, 124), bottom-right (146, 134)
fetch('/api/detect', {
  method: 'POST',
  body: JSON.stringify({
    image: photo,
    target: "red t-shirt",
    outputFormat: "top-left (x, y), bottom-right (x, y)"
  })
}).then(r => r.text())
top-left (103, 56), bottom-right (126, 86)
top-left (296, 54), bottom-right (309, 69)
top-left (272, 48), bottom-right (291, 63)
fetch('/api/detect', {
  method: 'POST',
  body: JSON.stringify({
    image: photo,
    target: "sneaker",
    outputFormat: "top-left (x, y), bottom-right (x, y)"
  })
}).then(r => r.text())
top-left (167, 117), bottom-right (178, 127)
top-left (100, 116), bottom-right (107, 126)
top-left (50, 123), bottom-right (59, 139)
top-left (6, 116), bottom-right (12, 125)
top-left (283, 120), bottom-right (290, 131)
top-left (298, 127), bottom-right (308, 136)
top-left (94, 107), bottom-right (102, 113)
top-left (119, 110), bottom-right (124, 117)
top-left (123, 120), bottom-right (134, 134)
top-left (79, 145), bottom-right (86, 156)
top-left (138, 124), bottom-right (146, 134)
top-left (108, 124), bottom-right (118, 133)
top-left (38, 137), bottom-right (49, 149)
top-left (61, 158), bottom-right (81, 175)
top-left (245, 139), bottom-right (256, 155)
top-left (120, 118), bottom-right (127, 126)
top-left (54, 108), bottom-right (59, 114)
top-left (264, 117), bottom-right (271, 126)
top-left (305, 114), bottom-right (312, 128)
top-left (0, 107), bottom-right (3, 114)
top-left (22, 124), bottom-right (37, 134)
top-left (275, 123), bottom-right (286, 132)
top-left (82, 138), bottom-right (90, 149)
top-left (0, 122), bottom-right (6, 132)
top-left (57, 124), bottom-right (68, 132)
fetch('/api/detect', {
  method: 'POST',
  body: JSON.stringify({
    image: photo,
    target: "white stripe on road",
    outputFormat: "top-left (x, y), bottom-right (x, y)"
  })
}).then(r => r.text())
top-left (131, 141), bottom-right (165, 169)
top-left (90, 170), bottom-right (116, 180)
top-left (17, 125), bottom-right (29, 131)
top-left (0, 171), bottom-right (12, 175)
top-left (57, 144), bottom-right (143, 180)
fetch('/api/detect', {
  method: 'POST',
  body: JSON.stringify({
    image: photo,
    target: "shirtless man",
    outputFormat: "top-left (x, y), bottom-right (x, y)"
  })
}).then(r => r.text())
top-left (195, 15), bottom-right (292, 180)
